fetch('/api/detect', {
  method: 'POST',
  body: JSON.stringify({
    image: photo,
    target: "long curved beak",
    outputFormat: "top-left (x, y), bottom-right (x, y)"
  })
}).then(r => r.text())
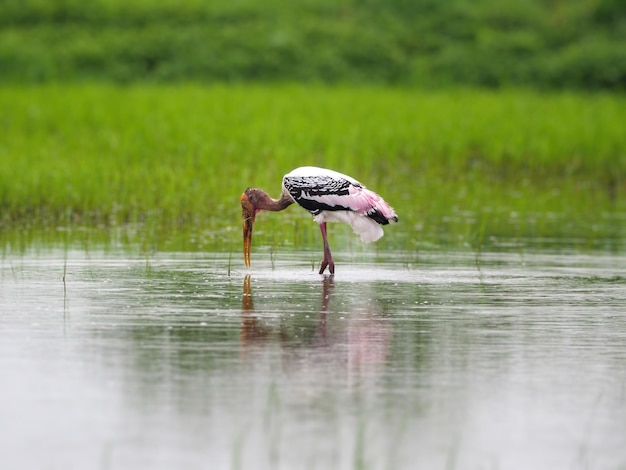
top-left (241, 195), bottom-right (255, 268)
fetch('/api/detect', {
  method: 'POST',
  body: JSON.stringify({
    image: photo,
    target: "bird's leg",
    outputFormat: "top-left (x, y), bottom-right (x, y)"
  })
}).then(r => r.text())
top-left (319, 222), bottom-right (335, 275)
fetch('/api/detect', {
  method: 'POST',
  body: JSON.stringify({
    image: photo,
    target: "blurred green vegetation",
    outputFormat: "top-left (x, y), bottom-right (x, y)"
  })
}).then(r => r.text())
top-left (1, 0), bottom-right (625, 89)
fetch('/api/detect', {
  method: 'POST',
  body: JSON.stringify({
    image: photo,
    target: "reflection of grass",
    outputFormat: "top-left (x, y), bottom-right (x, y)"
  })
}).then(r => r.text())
top-left (1, 85), bottom-right (624, 251)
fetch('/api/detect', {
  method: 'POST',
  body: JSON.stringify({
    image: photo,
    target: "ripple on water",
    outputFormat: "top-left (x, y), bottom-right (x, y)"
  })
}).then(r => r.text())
top-left (1, 249), bottom-right (625, 469)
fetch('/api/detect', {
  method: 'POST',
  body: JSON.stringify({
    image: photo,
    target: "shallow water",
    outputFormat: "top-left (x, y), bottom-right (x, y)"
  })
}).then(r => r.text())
top-left (1, 249), bottom-right (625, 470)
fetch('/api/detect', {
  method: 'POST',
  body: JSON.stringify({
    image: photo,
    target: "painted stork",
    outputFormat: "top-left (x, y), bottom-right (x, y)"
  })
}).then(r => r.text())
top-left (241, 166), bottom-right (398, 274)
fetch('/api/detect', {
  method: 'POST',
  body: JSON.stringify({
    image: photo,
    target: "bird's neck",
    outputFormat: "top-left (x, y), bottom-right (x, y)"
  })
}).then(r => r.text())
top-left (250, 188), bottom-right (294, 212)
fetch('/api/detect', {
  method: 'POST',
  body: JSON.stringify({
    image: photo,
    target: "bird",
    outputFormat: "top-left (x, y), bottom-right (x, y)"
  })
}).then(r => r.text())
top-left (241, 166), bottom-right (398, 274)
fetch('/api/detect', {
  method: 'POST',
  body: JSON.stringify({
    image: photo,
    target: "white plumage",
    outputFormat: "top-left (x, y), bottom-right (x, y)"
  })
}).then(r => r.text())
top-left (285, 166), bottom-right (361, 183)
top-left (313, 210), bottom-right (384, 243)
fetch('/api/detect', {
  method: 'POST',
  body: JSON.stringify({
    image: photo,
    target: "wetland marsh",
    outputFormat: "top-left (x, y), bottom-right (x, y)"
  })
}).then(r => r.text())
top-left (1, 84), bottom-right (625, 469)
top-left (3, 1), bottom-right (625, 467)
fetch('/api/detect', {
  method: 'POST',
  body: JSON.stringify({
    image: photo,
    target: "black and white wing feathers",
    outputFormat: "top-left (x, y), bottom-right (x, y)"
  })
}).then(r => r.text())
top-left (284, 167), bottom-right (396, 220)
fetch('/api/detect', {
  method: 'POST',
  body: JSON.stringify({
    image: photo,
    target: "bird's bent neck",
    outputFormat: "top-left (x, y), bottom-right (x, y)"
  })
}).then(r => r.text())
top-left (245, 187), bottom-right (294, 212)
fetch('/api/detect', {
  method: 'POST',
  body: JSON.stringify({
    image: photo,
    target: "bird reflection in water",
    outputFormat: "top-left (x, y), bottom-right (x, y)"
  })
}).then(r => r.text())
top-left (240, 274), bottom-right (272, 349)
top-left (240, 274), bottom-right (391, 382)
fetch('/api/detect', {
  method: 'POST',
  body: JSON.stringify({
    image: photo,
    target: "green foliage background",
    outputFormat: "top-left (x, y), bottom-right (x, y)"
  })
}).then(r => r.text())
top-left (1, 0), bottom-right (625, 89)
top-left (1, 0), bottom-right (625, 253)
top-left (1, 85), bottom-right (624, 252)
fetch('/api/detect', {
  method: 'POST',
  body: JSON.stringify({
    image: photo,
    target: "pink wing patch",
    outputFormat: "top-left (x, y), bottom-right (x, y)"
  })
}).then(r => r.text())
top-left (348, 186), bottom-right (397, 220)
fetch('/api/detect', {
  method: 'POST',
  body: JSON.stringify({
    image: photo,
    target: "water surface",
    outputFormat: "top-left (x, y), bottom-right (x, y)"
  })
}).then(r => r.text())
top-left (1, 250), bottom-right (625, 469)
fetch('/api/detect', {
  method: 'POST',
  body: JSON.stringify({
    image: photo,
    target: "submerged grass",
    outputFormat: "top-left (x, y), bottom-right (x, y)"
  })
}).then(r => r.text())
top-left (1, 84), bottom-right (625, 253)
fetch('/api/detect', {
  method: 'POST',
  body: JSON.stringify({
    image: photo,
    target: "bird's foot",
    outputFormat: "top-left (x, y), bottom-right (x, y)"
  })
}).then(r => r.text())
top-left (319, 259), bottom-right (335, 275)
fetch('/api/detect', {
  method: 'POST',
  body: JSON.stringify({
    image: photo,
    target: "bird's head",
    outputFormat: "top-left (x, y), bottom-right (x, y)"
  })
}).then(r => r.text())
top-left (241, 188), bottom-right (257, 268)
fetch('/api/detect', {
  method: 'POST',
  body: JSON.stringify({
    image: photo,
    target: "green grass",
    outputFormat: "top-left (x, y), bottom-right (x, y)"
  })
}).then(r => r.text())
top-left (1, 84), bottom-right (625, 253)
top-left (2, 0), bottom-right (625, 89)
